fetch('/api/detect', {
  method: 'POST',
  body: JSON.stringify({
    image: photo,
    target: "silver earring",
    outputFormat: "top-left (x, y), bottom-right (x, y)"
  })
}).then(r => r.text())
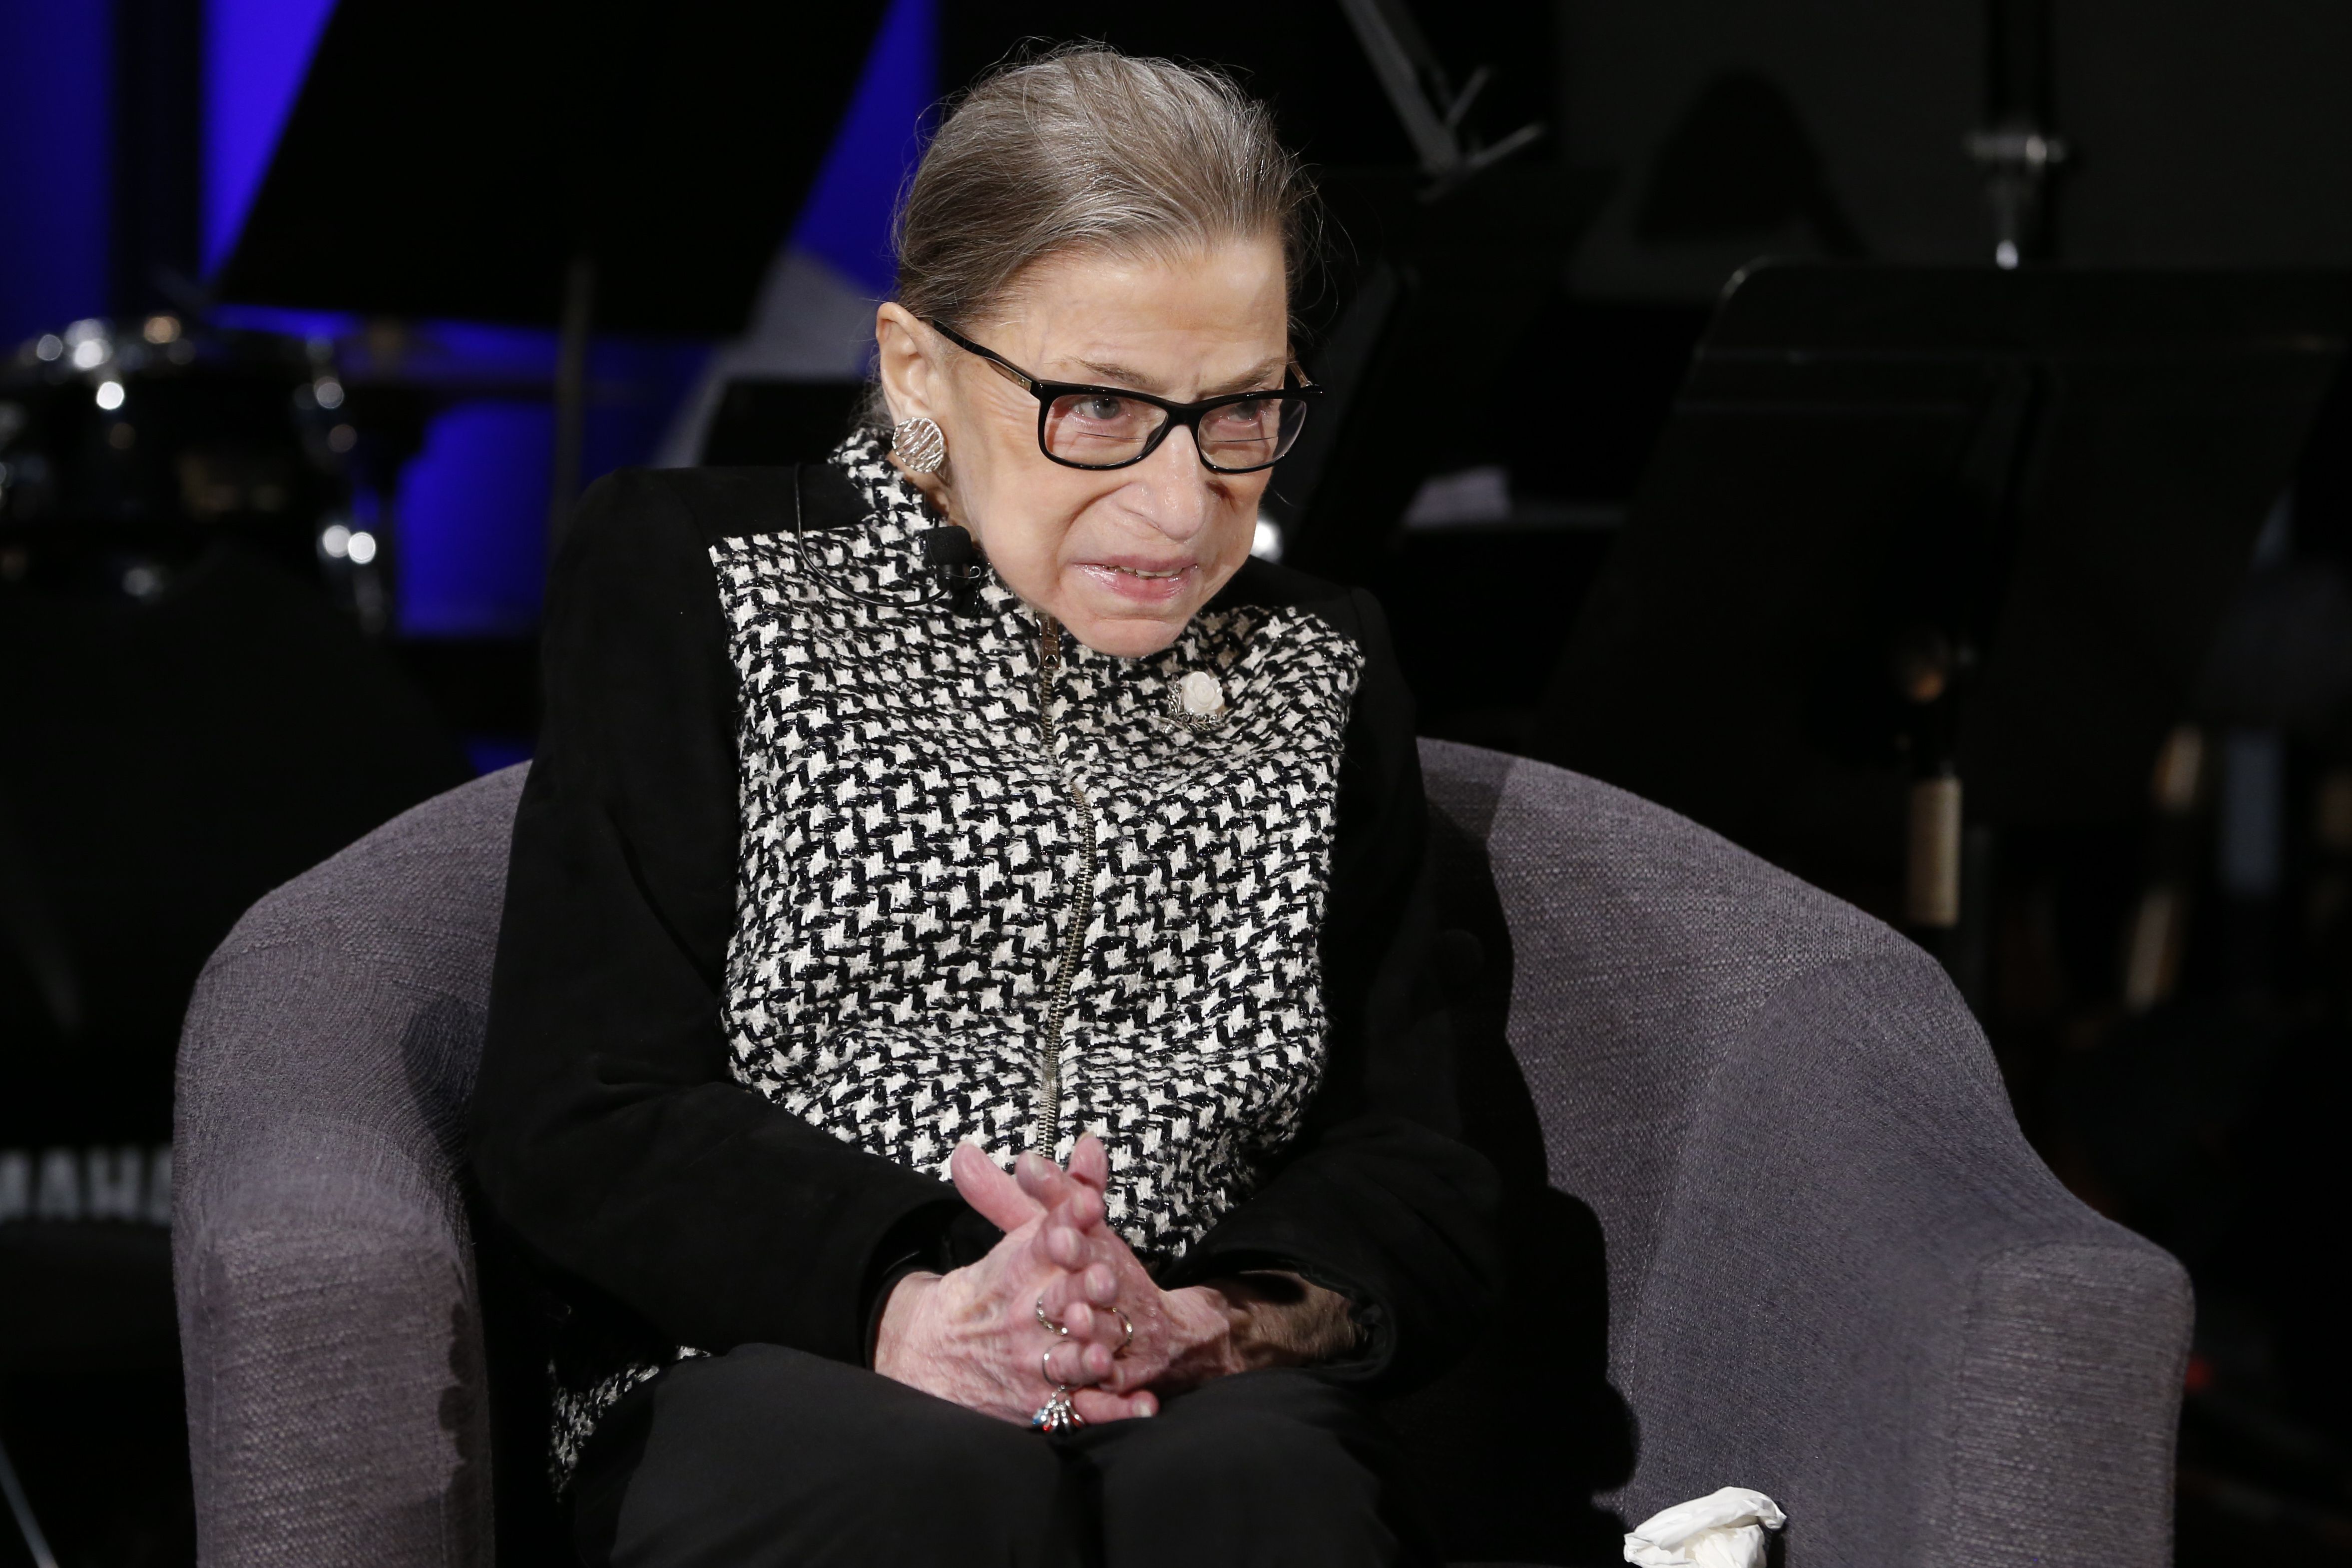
top-left (891, 416), bottom-right (946, 474)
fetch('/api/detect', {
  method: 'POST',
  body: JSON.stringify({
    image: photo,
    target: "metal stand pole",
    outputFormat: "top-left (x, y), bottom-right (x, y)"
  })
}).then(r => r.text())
top-left (1332, 0), bottom-right (1544, 193)
top-left (0, 1429), bottom-right (58, 1568)
top-left (1967, 0), bottom-right (2068, 266)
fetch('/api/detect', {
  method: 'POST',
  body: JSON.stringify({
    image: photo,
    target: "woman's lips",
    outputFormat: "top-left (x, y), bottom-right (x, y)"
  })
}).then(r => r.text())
top-left (1077, 560), bottom-right (1196, 604)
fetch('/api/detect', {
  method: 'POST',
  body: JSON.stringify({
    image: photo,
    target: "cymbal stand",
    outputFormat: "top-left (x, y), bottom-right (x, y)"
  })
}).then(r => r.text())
top-left (0, 1428), bottom-right (58, 1568)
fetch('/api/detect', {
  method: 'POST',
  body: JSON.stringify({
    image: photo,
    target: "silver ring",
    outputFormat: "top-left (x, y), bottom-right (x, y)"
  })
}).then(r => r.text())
top-left (1039, 1295), bottom-right (1132, 1357)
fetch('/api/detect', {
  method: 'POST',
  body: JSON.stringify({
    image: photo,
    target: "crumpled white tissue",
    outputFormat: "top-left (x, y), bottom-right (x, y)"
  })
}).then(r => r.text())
top-left (1623, 1487), bottom-right (1787, 1568)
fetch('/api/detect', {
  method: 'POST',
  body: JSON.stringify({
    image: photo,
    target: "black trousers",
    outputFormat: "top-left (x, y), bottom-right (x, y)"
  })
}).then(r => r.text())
top-left (570, 1344), bottom-right (1439, 1568)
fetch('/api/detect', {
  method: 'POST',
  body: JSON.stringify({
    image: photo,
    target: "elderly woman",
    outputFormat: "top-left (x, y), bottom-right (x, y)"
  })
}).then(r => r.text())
top-left (472, 45), bottom-right (1500, 1568)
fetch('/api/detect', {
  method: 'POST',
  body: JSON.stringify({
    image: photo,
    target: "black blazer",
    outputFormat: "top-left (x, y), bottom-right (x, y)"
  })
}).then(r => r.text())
top-left (468, 460), bottom-right (1502, 1416)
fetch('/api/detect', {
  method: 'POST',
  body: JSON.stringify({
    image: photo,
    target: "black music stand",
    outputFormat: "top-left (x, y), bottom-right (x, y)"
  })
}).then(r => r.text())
top-left (210, 0), bottom-right (890, 548)
top-left (700, 379), bottom-right (870, 467)
top-left (1269, 164), bottom-right (1612, 582)
top-left (214, 0), bottom-right (885, 332)
top-left (1534, 262), bottom-right (2351, 931)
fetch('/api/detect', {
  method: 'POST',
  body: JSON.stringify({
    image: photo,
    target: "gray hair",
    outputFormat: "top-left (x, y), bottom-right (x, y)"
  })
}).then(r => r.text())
top-left (884, 45), bottom-right (1317, 392)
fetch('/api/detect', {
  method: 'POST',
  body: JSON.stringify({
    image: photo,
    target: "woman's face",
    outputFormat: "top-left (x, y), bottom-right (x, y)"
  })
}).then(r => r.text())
top-left (875, 235), bottom-right (1289, 658)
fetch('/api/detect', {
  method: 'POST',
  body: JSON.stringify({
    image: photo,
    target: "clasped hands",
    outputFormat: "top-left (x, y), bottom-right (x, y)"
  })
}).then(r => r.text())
top-left (873, 1133), bottom-right (1254, 1427)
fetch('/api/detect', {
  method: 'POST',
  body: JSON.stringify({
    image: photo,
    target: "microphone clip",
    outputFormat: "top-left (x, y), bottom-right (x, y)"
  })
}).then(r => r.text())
top-left (921, 525), bottom-right (984, 615)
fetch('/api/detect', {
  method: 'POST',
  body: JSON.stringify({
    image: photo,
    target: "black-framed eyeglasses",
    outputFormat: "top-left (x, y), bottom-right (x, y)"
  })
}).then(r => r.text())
top-left (929, 319), bottom-right (1321, 474)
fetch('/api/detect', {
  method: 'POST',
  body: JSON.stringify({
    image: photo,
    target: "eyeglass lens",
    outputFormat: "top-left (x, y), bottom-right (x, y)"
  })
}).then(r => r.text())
top-left (1040, 391), bottom-right (1309, 471)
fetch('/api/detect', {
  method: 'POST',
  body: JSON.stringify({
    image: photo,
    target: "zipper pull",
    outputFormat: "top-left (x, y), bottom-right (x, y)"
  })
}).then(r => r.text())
top-left (1036, 612), bottom-right (1062, 754)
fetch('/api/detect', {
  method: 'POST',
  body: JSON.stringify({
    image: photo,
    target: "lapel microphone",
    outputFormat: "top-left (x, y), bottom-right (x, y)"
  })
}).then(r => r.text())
top-left (921, 524), bottom-right (983, 615)
top-left (791, 467), bottom-right (986, 616)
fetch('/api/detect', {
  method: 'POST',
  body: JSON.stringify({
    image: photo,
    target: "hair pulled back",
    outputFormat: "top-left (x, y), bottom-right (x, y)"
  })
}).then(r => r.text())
top-left (893, 45), bottom-right (1318, 337)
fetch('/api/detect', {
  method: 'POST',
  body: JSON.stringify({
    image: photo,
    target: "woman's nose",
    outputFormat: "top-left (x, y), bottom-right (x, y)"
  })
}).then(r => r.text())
top-left (1126, 426), bottom-right (1217, 541)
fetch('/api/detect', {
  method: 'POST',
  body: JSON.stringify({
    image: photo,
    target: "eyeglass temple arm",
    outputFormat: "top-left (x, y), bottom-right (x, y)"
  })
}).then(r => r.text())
top-left (977, 356), bottom-right (1035, 393)
top-left (928, 319), bottom-right (1039, 393)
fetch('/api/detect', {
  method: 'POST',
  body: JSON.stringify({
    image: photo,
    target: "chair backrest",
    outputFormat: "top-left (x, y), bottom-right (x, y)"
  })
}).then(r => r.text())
top-left (1417, 739), bottom-right (1949, 1335)
top-left (1418, 741), bottom-right (2187, 1567)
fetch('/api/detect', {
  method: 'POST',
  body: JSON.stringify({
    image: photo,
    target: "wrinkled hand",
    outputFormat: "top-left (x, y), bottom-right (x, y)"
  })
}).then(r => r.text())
top-left (959, 1136), bottom-right (1253, 1402)
top-left (871, 1138), bottom-right (1159, 1425)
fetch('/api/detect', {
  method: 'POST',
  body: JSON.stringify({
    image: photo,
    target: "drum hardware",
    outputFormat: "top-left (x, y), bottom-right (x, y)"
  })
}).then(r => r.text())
top-left (1, 315), bottom-right (392, 625)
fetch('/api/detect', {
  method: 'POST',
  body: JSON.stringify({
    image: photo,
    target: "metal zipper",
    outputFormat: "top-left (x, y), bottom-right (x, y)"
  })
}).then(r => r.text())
top-left (1032, 613), bottom-right (1097, 1153)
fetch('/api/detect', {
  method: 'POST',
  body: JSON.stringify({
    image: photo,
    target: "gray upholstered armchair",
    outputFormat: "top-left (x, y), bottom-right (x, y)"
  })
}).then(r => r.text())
top-left (173, 742), bottom-right (2190, 1567)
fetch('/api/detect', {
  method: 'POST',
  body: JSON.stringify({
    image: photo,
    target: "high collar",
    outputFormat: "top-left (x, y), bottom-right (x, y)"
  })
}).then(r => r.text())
top-left (830, 429), bottom-right (933, 546)
top-left (825, 430), bottom-right (1028, 625)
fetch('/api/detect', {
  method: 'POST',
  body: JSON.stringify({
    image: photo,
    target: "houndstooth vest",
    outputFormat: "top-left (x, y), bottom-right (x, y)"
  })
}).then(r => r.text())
top-left (546, 435), bottom-right (1367, 1483)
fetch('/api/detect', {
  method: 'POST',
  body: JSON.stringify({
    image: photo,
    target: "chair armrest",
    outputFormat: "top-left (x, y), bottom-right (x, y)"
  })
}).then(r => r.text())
top-left (172, 768), bottom-right (520, 1568)
top-left (175, 1113), bottom-right (488, 1568)
top-left (1608, 950), bottom-right (2189, 1568)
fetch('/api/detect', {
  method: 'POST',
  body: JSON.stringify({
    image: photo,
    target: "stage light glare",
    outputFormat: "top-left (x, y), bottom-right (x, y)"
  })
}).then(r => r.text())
top-left (71, 338), bottom-right (108, 370)
top-left (1252, 517), bottom-right (1284, 561)
top-left (94, 381), bottom-right (125, 412)
top-left (314, 377), bottom-right (345, 410)
top-left (320, 523), bottom-right (352, 558)
top-left (143, 316), bottom-right (182, 345)
top-left (328, 424), bottom-right (358, 453)
top-left (34, 335), bottom-right (64, 362)
top-left (347, 529), bottom-right (379, 565)
top-left (1995, 240), bottom-right (2020, 270)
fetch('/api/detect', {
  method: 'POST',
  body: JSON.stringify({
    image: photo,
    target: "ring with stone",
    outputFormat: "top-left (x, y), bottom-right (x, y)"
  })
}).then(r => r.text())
top-left (1031, 1350), bottom-right (1085, 1434)
top-left (1031, 1386), bottom-right (1083, 1433)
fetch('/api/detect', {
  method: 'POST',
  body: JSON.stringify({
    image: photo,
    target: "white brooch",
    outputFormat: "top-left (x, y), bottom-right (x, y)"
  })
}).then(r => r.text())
top-left (1169, 669), bottom-right (1227, 731)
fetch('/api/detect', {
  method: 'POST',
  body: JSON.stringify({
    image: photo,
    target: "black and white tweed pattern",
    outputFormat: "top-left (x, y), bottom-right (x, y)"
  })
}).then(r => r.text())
top-left (548, 434), bottom-right (1363, 1485)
